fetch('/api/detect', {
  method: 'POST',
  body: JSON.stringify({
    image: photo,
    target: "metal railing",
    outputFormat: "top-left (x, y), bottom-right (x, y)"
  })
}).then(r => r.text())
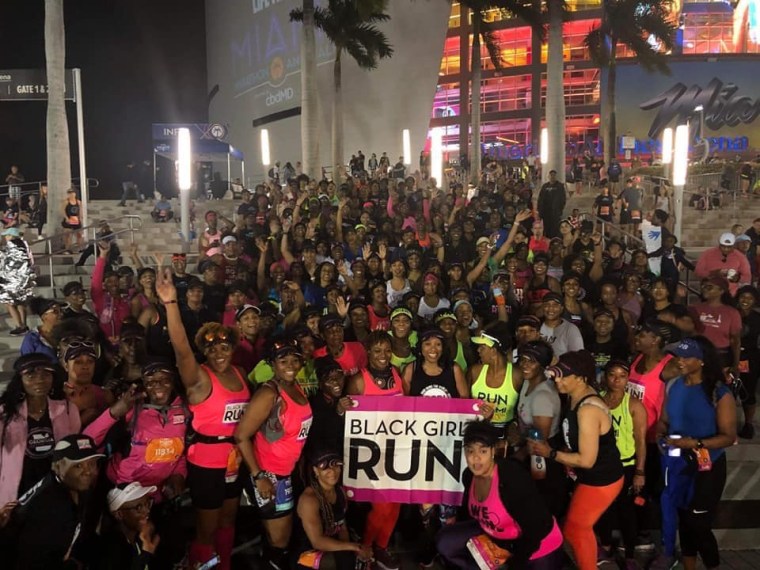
top-left (577, 211), bottom-right (702, 303)
top-left (32, 215), bottom-right (142, 290)
top-left (0, 177), bottom-right (100, 197)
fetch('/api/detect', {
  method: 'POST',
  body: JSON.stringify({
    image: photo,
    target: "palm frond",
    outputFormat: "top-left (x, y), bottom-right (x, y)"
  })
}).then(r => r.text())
top-left (480, 20), bottom-right (506, 70)
top-left (584, 27), bottom-right (611, 68)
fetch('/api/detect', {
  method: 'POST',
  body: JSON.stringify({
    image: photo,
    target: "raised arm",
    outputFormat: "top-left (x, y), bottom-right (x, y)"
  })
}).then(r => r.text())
top-left (155, 268), bottom-right (209, 401)
top-left (492, 209), bottom-right (532, 265)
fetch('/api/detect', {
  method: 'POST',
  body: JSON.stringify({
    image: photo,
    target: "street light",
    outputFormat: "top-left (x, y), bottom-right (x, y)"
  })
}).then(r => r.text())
top-left (177, 128), bottom-right (192, 248)
top-left (431, 128), bottom-right (443, 186)
top-left (402, 129), bottom-right (411, 165)
top-left (673, 123), bottom-right (689, 243)
top-left (260, 129), bottom-right (271, 166)
top-left (662, 127), bottom-right (673, 182)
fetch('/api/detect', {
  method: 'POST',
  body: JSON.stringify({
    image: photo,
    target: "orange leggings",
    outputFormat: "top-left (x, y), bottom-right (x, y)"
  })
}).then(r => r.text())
top-left (363, 502), bottom-right (401, 549)
top-left (563, 477), bottom-right (623, 570)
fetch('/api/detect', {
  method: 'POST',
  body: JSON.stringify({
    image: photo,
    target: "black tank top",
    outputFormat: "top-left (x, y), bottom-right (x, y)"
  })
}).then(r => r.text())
top-left (525, 276), bottom-right (551, 305)
top-left (146, 307), bottom-right (174, 360)
top-left (611, 309), bottom-right (628, 341)
top-left (562, 394), bottom-right (623, 486)
top-left (65, 203), bottom-right (79, 217)
top-left (409, 362), bottom-right (458, 398)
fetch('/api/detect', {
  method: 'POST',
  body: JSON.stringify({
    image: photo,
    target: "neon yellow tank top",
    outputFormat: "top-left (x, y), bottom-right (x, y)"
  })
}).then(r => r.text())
top-left (471, 363), bottom-right (518, 426)
top-left (454, 341), bottom-right (468, 374)
top-left (389, 330), bottom-right (418, 371)
top-left (606, 391), bottom-right (636, 466)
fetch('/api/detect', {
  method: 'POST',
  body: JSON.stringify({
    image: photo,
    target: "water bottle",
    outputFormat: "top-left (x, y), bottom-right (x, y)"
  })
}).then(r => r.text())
top-left (528, 428), bottom-right (547, 480)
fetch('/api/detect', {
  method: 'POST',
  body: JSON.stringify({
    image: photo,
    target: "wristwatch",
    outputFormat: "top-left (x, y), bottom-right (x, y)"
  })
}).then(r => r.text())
top-left (253, 470), bottom-right (269, 481)
top-left (549, 449), bottom-right (558, 461)
top-left (696, 439), bottom-right (705, 449)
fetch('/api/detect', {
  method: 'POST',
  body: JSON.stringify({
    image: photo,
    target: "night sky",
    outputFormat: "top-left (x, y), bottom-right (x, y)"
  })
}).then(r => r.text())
top-left (0, 0), bottom-right (208, 198)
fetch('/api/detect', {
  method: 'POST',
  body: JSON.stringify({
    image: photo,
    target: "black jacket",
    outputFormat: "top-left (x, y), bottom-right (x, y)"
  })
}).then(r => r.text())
top-left (461, 458), bottom-right (554, 569)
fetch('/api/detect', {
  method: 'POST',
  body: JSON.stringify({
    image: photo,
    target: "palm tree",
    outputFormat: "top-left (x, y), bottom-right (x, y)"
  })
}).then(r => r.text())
top-left (544, 0), bottom-right (565, 183)
top-left (585, 0), bottom-right (675, 167)
top-left (295, 0), bottom-right (319, 179)
top-left (292, 0), bottom-right (393, 179)
top-left (45, 0), bottom-right (71, 230)
top-left (460, 1), bottom-right (543, 184)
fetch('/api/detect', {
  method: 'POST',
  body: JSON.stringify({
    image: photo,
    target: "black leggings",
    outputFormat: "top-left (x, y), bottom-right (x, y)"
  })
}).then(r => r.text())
top-left (595, 465), bottom-right (638, 558)
top-left (678, 453), bottom-right (727, 569)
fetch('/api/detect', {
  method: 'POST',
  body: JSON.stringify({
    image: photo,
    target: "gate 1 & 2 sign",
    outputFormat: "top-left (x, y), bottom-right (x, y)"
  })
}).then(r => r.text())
top-left (343, 396), bottom-right (481, 505)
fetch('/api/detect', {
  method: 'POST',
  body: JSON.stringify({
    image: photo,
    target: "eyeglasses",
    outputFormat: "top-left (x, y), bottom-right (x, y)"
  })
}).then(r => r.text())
top-left (121, 497), bottom-right (153, 514)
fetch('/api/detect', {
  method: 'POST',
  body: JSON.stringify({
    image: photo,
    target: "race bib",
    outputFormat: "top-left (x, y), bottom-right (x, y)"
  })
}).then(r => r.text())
top-left (600, 206), bottom-right (610, 216)
top-left (739, 360), bottom-right (750, 374)
top-left (145, 437), bottom-right (184, 464)
top-left (222, 400), bottom-right (247, 424)
top-left (225, 447), bottom-right (242, 483)
top-left (297, 416), bottom-right (313, 441)
top-left (626, 381), bottom-right (645, 401)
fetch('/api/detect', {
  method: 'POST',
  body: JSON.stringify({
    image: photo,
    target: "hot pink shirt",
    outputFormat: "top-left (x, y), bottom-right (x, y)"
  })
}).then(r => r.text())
top-left (627, 354), bottom-right (671, 442)
top-left (313, 342), bottom-right (368, 377)
top-left (253, 384), bottom-right (312, 476)
top-left (468, 465), bottom-right (563, 559)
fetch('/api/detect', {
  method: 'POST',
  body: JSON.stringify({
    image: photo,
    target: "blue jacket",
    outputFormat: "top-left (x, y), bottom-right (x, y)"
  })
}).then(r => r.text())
top-left (19, 329), bottom-right (57, 362)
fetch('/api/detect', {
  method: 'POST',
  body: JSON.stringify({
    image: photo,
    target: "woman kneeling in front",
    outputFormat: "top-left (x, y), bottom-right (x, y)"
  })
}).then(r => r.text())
top-left (436, 421), bottom-right (564, 569)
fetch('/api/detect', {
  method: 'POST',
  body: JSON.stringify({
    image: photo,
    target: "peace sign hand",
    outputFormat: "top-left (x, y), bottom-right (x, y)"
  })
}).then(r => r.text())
top-left (155, 268), bottom-right (177, 304)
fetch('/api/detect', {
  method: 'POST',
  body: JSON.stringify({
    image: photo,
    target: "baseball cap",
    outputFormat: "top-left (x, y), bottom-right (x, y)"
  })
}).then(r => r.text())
top-left (141, 357), bottom-right (177, 378)
top-left (419, 328), bottom-right (445, 343)
top-left (476, 236), bottom-right (491, 247)
top-left (719, 232), bottom-right (736, 246)
top-left (62, 281), bottom-right (84, 296)
top-left (222, 235), bottom-right (237, 245)
top-left (516, 315), bottom-right (542, 330)
top-left (605, 359), bottom-right (630, 373)
top-left (14, 353), bottom-right (57, 375)
top-left (318, 313), bottom-right (344, 332)
top-left (702, 275), bottom-right (729, 291)
top-left (270, 338), bottom-right (303, 360)
top-left (668, 337), bottom-right (704, 360)
top-left (52, 434), bottom-right (104, 463)
top-left (735, 234), bottom-right (752, 243)
top-left (235, 304), bottom-right (261, 321)
top-left (107, 482), bottom-right (157, 513)
top-left (542, 292), bottom-right (564, 305)
top-left (434, 309), bottom-right (457, 324)
top-left (518, 341), bottom-right (553, 368)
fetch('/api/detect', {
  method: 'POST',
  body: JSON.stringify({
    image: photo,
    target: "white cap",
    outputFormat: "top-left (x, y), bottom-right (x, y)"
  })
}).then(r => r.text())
top-left (222, 235), bottom-right (237, 245)
top-left (719, 232), bottom-right (736, 246)
top-left (107, 482), bottom-right (157, 512)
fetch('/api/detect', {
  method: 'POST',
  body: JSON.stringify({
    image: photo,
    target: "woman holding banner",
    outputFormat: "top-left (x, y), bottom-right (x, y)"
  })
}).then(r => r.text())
top-left (346, 331), bottom-right (404, 570)
top-left (435, 421), bottom-right (564, 569)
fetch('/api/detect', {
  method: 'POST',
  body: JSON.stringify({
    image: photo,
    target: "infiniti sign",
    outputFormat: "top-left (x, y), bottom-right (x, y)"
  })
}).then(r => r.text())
top-left (265, 87), bottom-right (294, 107)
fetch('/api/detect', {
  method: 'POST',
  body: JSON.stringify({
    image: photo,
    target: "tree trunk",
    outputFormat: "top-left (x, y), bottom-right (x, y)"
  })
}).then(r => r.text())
top-left (45, 0), bottom-right (71, 229)
top-left (545, 0), bottom-right (565, 183)
top-left (470, 13), bottom-right (482, 185)
top-left (300, 0), bottom-right (319, 179)
top-left (605, 47), bottom-right (617, 167)
top-left (331, 53), bottom-right (343, 182)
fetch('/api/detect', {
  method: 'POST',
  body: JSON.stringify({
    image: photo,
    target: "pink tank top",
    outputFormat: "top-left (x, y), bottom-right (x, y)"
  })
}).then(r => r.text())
top-left (253, 382), bottom-right (313, 476)
top-left (360, 368), bottom-right (403, 396)
top-left (469, 466), bottom-right (563, 560)
top-left (627, 353), bottom-right (672, 442)
top-left (188, 365), bottom-right (250, 469)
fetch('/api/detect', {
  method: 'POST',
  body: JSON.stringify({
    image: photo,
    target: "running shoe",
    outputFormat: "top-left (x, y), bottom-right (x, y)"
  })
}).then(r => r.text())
top-left (647, 553), bottom-right (677, 570)
top-left (9, 326), bottom-right (29, 336)
top-left (373, 546), bottom-right (400, 570)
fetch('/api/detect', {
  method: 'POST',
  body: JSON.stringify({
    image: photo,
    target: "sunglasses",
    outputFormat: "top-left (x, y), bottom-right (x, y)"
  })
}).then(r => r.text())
top-left (62, 339), bottom-right (101, 359)
top-left (315, 459), bottom-right (344, 470)
top-left (203, 330), bottom-right (231, 345)
top-left (273, 339), bottom-right (299, 351)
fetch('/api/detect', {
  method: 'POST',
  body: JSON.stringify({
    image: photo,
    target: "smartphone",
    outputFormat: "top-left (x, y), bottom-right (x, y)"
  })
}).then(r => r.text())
top-left (198, 555), bottom-right (221, 570)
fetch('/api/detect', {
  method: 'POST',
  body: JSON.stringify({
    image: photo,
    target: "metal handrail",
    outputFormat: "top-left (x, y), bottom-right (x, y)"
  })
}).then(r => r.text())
top-left (578, 212), bottom-right (647, 249)
top-left (31, 215), bottom-right (142, 290)
top-left (577, 211), bottom-right (703, 304)
top-left (0, 177), bottom-right (100, 196)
